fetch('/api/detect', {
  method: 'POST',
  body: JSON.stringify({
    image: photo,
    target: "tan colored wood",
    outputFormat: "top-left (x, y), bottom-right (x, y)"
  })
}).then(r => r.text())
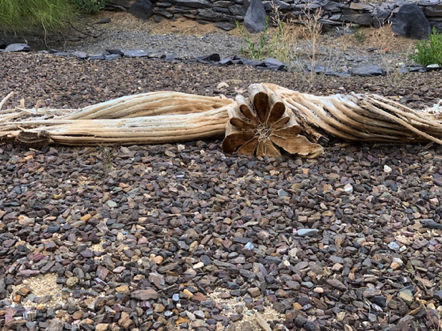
top-left (1, 85), bottom-right (442, 154)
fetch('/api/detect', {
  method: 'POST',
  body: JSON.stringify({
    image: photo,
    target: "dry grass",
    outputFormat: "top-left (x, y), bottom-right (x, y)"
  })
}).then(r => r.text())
top-left (330, 24), bottom-right (416, 53)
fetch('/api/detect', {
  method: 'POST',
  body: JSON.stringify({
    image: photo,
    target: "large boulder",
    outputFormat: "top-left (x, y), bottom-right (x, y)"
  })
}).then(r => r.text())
top-left (129, 0), bottom-right (153, 20)
top-left (243, 0), bottom-right (266, 33)
top-left (391, 4), bottom-right (431, 39)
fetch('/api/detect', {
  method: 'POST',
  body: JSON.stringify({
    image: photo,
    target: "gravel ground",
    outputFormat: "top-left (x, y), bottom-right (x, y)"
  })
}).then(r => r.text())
top-left (1, 22), bottom-right (442, 331)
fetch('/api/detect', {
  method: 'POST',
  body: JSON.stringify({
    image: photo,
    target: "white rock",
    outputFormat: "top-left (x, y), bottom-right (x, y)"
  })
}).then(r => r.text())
top-left (217, 81), bottom-right (229, 89)
top-left (383, 165), bottom-right (392, 173)
top-left (344, 183), bottom-right (353, 193)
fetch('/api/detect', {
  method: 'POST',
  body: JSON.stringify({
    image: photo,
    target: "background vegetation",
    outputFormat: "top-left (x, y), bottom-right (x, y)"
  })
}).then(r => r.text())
top-left (0, 0), bottom-right (105, 32)
top-left (409, 27), bottom-right (442, 66)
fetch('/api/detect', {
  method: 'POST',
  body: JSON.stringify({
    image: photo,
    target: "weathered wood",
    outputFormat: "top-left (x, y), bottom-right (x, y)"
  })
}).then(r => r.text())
top-left (0, 92), bottom-right (234, 146)
top-left (263, 83), bottom-right (442, 145)
top-left (1, 85), bottom-right (442, 155)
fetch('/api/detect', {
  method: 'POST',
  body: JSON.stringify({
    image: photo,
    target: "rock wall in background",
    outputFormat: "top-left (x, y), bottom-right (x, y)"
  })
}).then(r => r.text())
top-left (106, 0), bottom-right (442, 35)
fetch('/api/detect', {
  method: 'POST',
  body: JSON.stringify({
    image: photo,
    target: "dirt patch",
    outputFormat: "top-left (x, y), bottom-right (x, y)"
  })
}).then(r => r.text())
top-left (208, 290), bottom-right (284, 330)
top-left (91, 11), bottom-right (243, 36)
top-left (11, 273), bottom-right (63, 309)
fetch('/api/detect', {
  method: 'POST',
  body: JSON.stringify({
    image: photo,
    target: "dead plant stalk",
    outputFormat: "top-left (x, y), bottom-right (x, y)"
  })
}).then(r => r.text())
top-left (301, 5), bottom-right (323, 85)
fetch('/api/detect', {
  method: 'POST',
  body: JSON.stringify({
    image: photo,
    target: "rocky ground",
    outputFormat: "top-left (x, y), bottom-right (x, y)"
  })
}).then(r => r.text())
top-left (1, 12), bottom-right (442, 331)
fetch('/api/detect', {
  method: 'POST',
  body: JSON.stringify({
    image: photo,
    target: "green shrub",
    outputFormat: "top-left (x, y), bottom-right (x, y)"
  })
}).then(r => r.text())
top-left (0, 0), bottom-right (73, 31)
top-left (70, 0), bottom-right (106, 14)
top-left (353, 29), bottom-right (366, 44)
top-left (236, 17), bottom-right (270, 60)
top-left (409, 27), bottom-right (442, 66)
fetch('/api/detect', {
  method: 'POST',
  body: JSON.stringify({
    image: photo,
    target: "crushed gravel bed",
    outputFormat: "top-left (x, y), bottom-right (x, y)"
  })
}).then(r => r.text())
top-left (1, 46), bottom-right (442, 331)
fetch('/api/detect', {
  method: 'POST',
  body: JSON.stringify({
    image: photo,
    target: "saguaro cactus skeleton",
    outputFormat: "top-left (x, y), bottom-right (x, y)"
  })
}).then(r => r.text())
top-left (1, 84), bottom-right (442, 157)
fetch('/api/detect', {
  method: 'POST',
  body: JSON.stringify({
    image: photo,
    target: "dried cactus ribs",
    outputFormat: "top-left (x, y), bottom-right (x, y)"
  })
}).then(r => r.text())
top-left (222, 84), bottom-right (323, 158)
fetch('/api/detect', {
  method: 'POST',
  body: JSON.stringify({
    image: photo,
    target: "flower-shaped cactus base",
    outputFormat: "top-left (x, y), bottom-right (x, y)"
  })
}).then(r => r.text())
top-left (222, 84), bottom-right (323, 158)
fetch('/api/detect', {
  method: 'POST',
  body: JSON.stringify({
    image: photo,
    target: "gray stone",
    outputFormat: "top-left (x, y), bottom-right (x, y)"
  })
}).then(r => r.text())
top-left (351, 65), bottom-right (385, 76)
top-left (434, 290), bottom-right (442, 301)
top-left (244, 0), bottom-right (266, 33)
top-left (342, 9), bottom-right (373, 26)
top-left (106, 49), bottom-right (124, 55)
top-left (176, 0), bottom-right (211, 8)
top-left (122, 50), bottom-right (149, 57)
top-left (165, 54), bottom-right (178, 61)
top-left (212, 0), bottom-right (234, 7)
top-left (106, 0), bottom-right (131, 9)
top-left (229, 4), bottom-right (247, 16)
top-left (172, 7), bottom-right (193, 13)
top-left (371, 6), bottom-right (391, 29)
top-left (349, 2), bottom-right (373, 11)
top-left (263, 0), bottom-right (290, 11)
top-left (301, 281), bottom-right (314, 288)
top-left (214, 22), bottom-right (236, 31)
top-left (155, 1), bottom-right (172, 6)
top-left (196, 9), bottom-right (226, 21)
top-left (408, 65), bottom-right (427, 72)
top-left (392, 4), bottom-right (431, 39)
top-left (153, 7), bottom-right (174, 18)
top-left (305, 0), bottom-right (328, 10)
top-left (105, 54), bottom-right (122, 60)
top-left (264, 57), bottom-right (285, 70)
top-left (243, 59), bottom-right (265, 66)
top-left (213, 6), bottom-right (230, 13)
top-left (388, 241), bottom-right (400, 250)
top-left (197, 53), bottom-right (220, 62)
top-left (4, 43), bottom-right (30, 52)
top-left (324, 1), bottom-right (345, 13)
top-left (427, 64), bottom-right (441, 69)
top-left (423, 4), bottom-right (442, 17)
top-left (329, 13), bottom-right (342, 21)
top-left (71, 51), bottom-right (88, 59)
top-left (129, 0), bottom-right (153, 20)
top-left (297, 229), bottom-right (319, 237)
top-left (220, 57), bottom-right (234, 65)
top-left (88, 54), bottom-right (106, 60)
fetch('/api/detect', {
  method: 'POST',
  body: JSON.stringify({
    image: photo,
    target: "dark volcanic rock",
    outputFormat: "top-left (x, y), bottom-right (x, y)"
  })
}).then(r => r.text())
top-left (243, 0), bottom-right (266, 33)
top-left (392, 4), bottom-right (431, 39)
top-left (176, 0), bottom-right (212, 8)
top-left (351, 65), bottom-right (386, 76)
top-left (129, 0), bottom-right (154, 20)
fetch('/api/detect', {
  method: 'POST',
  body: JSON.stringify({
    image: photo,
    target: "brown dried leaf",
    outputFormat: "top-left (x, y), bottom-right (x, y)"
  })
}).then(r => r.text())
top-left (267, 101), bottom-right (285, 125)
top-left (229, 117), bottom-right (256, 129)
top-left (271, 135), bottom-right (323, 157)
top-left (262, 140), bottom-right (281, 157)
top-left (253, 91), bottom-right (269, 123)
top-left (236, 95), bottom-right (259, 124)
top-left (237, 137), bottom-right (258, 155)
top-left (270, 116), bottom-right (291, 129)
top-left (222, 132), bottom-right (254, 153)
top-left (273, 125), bottom-right (302, 139)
